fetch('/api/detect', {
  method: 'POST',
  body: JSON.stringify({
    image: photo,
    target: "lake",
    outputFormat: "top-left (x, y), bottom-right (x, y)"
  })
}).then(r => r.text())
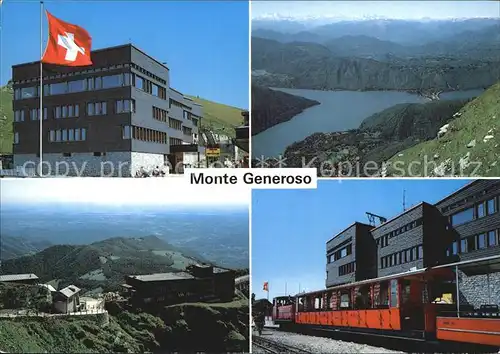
top-left (252, 88), bottom-right (484, 158)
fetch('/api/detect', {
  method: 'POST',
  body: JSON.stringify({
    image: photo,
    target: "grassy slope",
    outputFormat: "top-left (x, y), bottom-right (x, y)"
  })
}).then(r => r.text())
top-left (188, 96), bottom-right (244, 138)
top-left (0, 86), bottom-right (13, 154)
top-left (386, 82), bottom-right (500, 177)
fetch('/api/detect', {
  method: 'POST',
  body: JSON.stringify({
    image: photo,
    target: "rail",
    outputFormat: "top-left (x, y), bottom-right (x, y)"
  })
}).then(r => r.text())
top-left (253, 336), bottom-right (314, 354)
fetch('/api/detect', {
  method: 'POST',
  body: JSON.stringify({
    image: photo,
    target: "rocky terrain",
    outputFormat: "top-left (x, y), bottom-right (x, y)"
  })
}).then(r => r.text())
top-left (251, 85), bottom-right (320, 135)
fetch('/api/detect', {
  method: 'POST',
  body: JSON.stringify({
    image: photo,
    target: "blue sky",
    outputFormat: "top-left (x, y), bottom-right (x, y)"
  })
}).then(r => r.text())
top-left (251, 179), bottom-right (471, 300)
top-left (0, 0), bottom-right (249, 109)
top-left (252, 1), bottom-right (500, 21)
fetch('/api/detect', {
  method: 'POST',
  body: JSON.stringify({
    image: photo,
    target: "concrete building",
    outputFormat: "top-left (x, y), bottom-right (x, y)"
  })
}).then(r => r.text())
top-left (0, 273), bottom-right (39, 284)
top-left (11, 44), bottom-right (203, 177)
top-left (325, 222), bottom-right (375, 287)
top-left (435, 180), bottom-right (500, 308)
top-left (371, 202), bottom-right (452, 277)
top-left (121, 264), bottom-right (235, 307)
top-left (53, 285), bottom-right (82, 313)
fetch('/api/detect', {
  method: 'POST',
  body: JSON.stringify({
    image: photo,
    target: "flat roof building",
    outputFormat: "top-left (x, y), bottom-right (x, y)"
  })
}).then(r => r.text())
top-left (11, 44), bottom-right (203, 177)
top-left (122, 264), bottom-right (235, 307)
top-left (372, 202), bottom-right (452, 278)
top-left (0, 273), bottom-right (39, 284)
top-left (326, 222), bottom-right (376, 287)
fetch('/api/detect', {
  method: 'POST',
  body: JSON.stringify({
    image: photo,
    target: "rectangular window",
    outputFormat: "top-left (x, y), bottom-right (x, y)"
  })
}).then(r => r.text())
top-left (49, 130), bottom-right (55, 142)
top-left (122, 125), bottom-right (131, 139)
top-left (87, 103), bottom-right (94, 116)
top-left (487, 198), bottom-right (497, 215)
top-left (68, 79), bottom-right (86, 93)
top-left (14, 132), bottom-right (19, 144)
top-left (14, 89), bottom-right (21, 100)
top-left (123, 73), bottom-right (131, 86)
top-left (478, 233), bottom-right (486, 249)
top-left (55, 106), bottom-right (61, 119)
top-left (152, 84), bottom-right (159, 96)
top-left (135, 75), bottom-right (144, 90)
top-left (68, 129), bottom-right (74, 141)
top-left (43, 107), bottom-right (48, 120)
top-left (102, 74), bottom-right (123, 89)
top-left (62, 129), bottom-right (68, 141)
top-left (451, 208), bottom-right (474, 226)
top-left (452, 241), bottom-right (458, 255)
top-left (56, 130), bottom-right (61, 142)
top-left (87, 78), bottom-right (94, 90)
top-left (467, 235), bottom-right (477, 251)
top-left (62, 106), bottom-right (68, 118)
top-left (81, 128), bottom-right (87, 140)
top-left (418, 245), bottom-right (423, 259)
top-left (75, 104), bottom-right (80, 117)
top-left (340, 248), bottom-right (347, 258)
top-left (94, 77), bottom-right (102, 90)
top-left (477, 202), bottom-right (486, 219)
top-left (75, 129), bottom-right (80, 141)
top-left (488, 230), bottom-right (497, 247)
top-left (461, 238), bottom-right (468, 253)
top-left (20, 86), bottom-right (37, 99)
top-left (49, 82), bottom-right (67, 95)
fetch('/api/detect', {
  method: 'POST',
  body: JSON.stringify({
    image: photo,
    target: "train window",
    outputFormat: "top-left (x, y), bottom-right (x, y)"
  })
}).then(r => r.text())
top-left (314, 297), bottom-right (321, 310)
top-left (401, 280), bottom-right (411, 305)
top-left (340, 290), bottom-right (351, 309)
top-left (379, 282), bottom-right (389, 307)
top-left (390, 279), bottom-right (399, 308)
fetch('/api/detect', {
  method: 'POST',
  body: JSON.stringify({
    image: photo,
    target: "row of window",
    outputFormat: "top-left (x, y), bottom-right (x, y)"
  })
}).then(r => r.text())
top-left (55, 105), bottom-right (80, 119)
top-left (450, 196), bottom-right (498, 226)
top-left (380, 245), bottom-right (423, 269)
top-left (441, 186), bottom-right (498, 213)
top-left (135, 74), bottom-right (167, 99)
top-left (170, 97), bottom-right (191, 111)
top-left (339, 261), bottom-right (356, 276)
top-left (169, 118), bottom-right (182, 130)
top-left (14, 63), bottom-right (166, 86)
top-left (328, 243), bottom-right (352, 264)
top-left (49, 128), bottom-right (87, 142)
top-left (170, 138), bottom-right (183, 146)
top-left (153, 106), bottom-right (168, 122)
top-left (447, 229), bottom-right (500, 256)
top-left (377, 218), bottom-right (424, 249)
top-left (131, 126), bottom-right (168, 144)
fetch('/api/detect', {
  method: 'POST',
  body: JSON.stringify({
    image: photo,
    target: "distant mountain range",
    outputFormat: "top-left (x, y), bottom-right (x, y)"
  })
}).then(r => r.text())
top-left (0, 235), bottom-right (52, 260)
top-left (251, 36), bottom-right (500, 92)
top-left (252, 18), bottom-right (500, 45)
top-left (0, 235), bottom-right (209, 292)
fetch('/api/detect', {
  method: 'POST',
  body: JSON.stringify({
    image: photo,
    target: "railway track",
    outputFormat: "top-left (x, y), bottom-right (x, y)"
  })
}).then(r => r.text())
top-left (253, 335), bottom-right (314, 354)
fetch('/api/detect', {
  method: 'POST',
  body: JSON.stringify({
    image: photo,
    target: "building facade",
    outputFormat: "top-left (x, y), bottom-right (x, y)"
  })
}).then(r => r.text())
top-left (122, 264), bottom-right (235, 307)
top-left (371, 202), bottom-right (453, 278)
top-left (435, 180), bottom-right (500, 308)
top-left (11, 44), bottom-right (202, 177)
top-left (326, 222), bottom-right (375, 287)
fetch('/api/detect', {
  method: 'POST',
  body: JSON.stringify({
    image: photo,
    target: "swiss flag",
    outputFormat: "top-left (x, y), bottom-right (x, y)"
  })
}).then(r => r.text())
top-left (263, 282), bottom-right (269, 292)
top-left (41, 11), bottom-right (93, 66)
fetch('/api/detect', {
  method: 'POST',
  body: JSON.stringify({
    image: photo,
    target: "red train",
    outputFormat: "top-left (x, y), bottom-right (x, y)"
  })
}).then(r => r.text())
top-left (272, 255), bottom-right (500, 348)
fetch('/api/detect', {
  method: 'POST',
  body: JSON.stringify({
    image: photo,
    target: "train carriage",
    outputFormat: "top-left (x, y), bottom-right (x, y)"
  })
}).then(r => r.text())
top-left (272, 255), bottom-right (500, 348)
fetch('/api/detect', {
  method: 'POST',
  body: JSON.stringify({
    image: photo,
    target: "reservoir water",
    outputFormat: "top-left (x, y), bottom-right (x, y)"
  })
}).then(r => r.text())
top-left (252, 88), bottom-right (484, 158)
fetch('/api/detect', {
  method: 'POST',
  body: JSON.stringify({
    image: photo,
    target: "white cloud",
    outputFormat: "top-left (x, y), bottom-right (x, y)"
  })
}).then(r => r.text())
top-left (0, 177), bottom-right (250, 207)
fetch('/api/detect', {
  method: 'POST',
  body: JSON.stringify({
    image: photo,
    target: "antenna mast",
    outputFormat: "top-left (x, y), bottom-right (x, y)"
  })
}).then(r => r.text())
top-left (403, 189), bottom-right (406, 211)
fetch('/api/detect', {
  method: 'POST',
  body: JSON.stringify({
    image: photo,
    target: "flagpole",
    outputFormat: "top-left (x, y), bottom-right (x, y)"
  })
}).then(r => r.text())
top-left (39, 0), bottom-right (44, 177)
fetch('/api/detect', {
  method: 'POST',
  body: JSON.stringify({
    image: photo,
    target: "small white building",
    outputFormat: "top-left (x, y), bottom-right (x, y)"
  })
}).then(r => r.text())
top-left (53, 285), bottom-right (81, 313)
